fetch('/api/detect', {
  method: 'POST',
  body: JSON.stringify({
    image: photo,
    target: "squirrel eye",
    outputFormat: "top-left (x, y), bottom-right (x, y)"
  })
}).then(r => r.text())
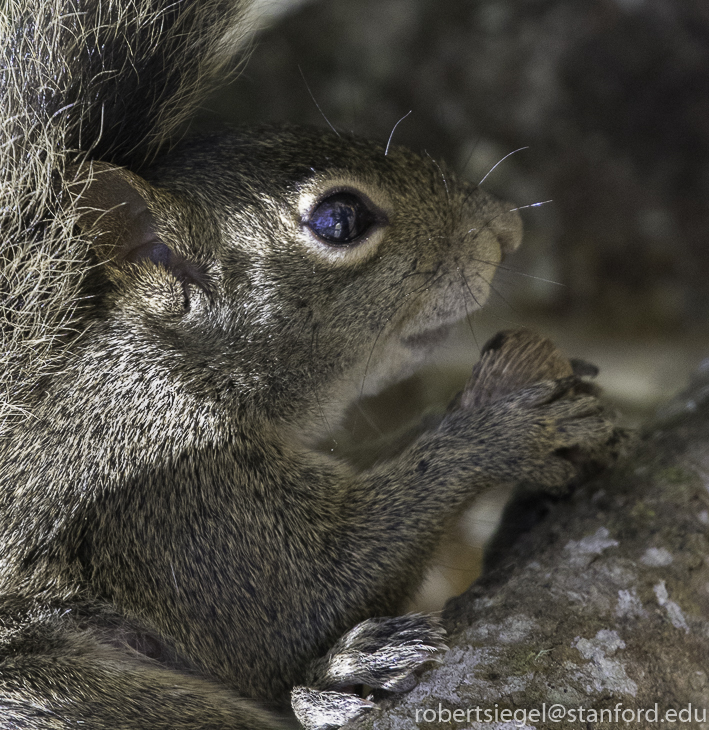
top-left (306, 192), bottom-right (378, 245)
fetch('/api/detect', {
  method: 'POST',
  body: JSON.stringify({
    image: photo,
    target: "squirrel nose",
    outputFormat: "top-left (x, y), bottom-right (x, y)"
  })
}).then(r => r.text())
top-left (490, 204), bottom-right (523, 259)
top-left (462, 186), bottom-right (524, 260)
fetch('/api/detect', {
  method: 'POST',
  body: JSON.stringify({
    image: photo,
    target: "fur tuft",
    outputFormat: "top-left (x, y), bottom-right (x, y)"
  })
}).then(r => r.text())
top-left (0, 0), bottom-right (255, 432)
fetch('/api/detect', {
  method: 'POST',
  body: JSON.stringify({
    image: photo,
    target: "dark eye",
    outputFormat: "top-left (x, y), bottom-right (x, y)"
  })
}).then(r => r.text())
top-left (306, 192), bottom-right (378, 245)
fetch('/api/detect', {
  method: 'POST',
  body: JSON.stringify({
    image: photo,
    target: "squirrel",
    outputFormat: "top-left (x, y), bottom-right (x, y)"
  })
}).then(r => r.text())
top-left (0, 1), bottom-right (617, 728)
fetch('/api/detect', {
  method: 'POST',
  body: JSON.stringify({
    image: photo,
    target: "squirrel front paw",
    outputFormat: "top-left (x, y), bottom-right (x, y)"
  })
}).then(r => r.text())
top-left (447, 329), bottom-right (621, 491)
top-left (456, 328), bottom-right (592, 409)
top-left (291, 614), bottom-right (445, 730)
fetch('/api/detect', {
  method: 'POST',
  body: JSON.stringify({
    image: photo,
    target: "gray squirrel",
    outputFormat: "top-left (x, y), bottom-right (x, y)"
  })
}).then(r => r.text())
top-left (0, 1), bottom-right (616, 728)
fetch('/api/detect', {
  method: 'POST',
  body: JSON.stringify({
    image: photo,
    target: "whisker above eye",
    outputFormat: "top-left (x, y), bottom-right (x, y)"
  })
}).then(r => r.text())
top-left (459, 135), bottom-right (483, 177)
top-left (298, 65), bottom-right (340, 138)
top-left (385, 110), bottom-right (413, 157)
top-left (425, 150), bottom-right (450, 202)
top-left (460, 147), bottom-right (532, 211)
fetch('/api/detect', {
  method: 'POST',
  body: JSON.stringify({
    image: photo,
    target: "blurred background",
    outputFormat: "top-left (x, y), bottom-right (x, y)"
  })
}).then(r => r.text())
top-left (201, 0), bottom-right (709, 608)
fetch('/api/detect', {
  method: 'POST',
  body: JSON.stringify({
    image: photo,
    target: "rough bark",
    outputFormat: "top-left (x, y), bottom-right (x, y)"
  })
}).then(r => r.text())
top-left (351, 362), bottom-right (709, 729)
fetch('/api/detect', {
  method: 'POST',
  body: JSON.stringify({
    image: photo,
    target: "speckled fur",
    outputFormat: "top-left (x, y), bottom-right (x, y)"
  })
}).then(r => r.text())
top-left (0, 2), bottom-right (614, 728)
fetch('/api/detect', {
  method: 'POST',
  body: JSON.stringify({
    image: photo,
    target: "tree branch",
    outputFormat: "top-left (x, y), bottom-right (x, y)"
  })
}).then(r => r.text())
top-left (353, 363), bottom-right (709, 729)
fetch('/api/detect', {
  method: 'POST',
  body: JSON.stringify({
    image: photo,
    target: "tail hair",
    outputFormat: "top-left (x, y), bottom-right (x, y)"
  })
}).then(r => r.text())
top-left (0, 0), bottom-right (255, 430)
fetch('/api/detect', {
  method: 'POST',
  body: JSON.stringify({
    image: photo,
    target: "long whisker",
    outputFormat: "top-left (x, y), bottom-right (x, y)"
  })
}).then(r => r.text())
top-left (462, 183), bottom-right (524, 224)
top-left (461, 267), bottom-right (520, 335)
top-left (459, 270), bottom-right (480, 354)
top-left (459, 135), bottom-right (482, 176)
top-left (408, 269), bottom-right (447, 297)
top-left (460, 146), bottom-right (531, 211)
top-left (425, 150), bottom-right (450, 202)
top-left (460, 207), bottom-right (565, 288)
top-left (459, 268), bottom-right (482, 310)
top-left (478, 146), bottom-right (529, 186)
top-left (385, 110), bottom-right (412, 156)
top-left (462, 253), bottom-right (566, 288)
top-left (473, 269), bottom-right (520, 319)
top-left (298, 65), bottom-right (340, 138)
top-left (349, 400), bottom-right (384, 438)
top-left (508, 200), bottom-right (552, 213)
top-left (400, 268), bottom-right (439, 281)
top-left (309, 322), bottom-right (335, 444)
top-left (284, 314), bottom-right (337, 445)
top-left (466, 200), bottom-right (553, 234)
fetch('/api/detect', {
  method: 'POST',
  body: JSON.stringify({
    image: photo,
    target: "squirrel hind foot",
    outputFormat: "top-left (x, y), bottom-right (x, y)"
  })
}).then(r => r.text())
top-left (291, 688), bottom-right (375, 730)
top-left (292, 614), bottom-right (446, 729)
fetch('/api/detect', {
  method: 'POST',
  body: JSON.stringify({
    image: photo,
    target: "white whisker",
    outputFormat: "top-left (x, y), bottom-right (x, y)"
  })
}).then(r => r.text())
top-left (509, 200), bottom-right (553, 212)
top-left (478, 146), bottom-right (529, 186)
top-left (385, 110), bottom-right (412, 156)
top-left (298, 65), bottom-right (340, 137)
top-left (426, 150), bottom-right (449, 201)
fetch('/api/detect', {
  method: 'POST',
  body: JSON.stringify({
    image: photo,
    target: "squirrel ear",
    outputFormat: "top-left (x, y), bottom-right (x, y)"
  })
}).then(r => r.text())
top-left (67, 163), bottom-right (205, 311)
top-left (68, 162), bottom-right (203, 289)
top-left (67, 162), bottom-right (161, 264)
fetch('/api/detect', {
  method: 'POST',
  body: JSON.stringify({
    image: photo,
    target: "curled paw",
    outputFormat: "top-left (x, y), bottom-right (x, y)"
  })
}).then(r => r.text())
top-left (291, 687), bottom-right (374, 730)
top-left (292, 614), bottom-right (446, 730)
top-left (447, 329), bottom-right (625, 489)
top-left (457, 328), bottom-right (579, 410)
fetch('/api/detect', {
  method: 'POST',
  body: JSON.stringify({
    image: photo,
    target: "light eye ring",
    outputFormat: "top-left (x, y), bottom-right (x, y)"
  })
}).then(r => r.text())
top-left (302, 188), bottom-right (388, 247)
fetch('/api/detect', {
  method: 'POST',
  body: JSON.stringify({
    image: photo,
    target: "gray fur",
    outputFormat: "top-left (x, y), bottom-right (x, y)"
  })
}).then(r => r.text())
top-left (0, 1), bottom-right (616, 728)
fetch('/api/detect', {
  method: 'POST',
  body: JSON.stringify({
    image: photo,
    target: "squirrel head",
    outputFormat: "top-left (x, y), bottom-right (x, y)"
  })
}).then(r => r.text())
top-left (71, 124), bottom-right (522, 431)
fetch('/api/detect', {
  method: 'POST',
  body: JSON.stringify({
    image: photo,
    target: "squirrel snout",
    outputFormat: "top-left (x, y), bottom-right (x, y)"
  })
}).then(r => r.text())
top-left (452, 185), bottom-right (524, 265)
top-left (489, 205), bottom-right (524, 259)
top-left (465, 185), bottom-right (524, 260)
top-left (438, 170), bottom-right (524, 264)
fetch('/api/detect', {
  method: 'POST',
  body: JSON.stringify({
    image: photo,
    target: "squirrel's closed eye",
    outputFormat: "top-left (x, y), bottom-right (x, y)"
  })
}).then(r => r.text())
top-left (124, 238), bottom-right (204, 292)
top-left (125, 240), bottom-right (172, 267)
top-left (305, 192), bottom-right (381, 245)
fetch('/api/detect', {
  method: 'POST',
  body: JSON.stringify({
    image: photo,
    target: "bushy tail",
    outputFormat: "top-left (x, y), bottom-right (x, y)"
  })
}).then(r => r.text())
top-left (0, 0), bottom-right (254, 430)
